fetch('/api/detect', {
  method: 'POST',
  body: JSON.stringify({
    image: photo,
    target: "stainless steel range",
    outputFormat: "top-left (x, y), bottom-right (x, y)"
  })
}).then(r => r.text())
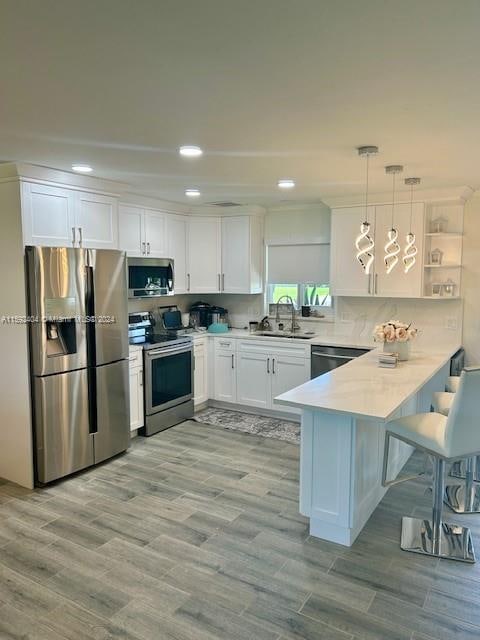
top-left (128, 312), bottom-right (194, 435)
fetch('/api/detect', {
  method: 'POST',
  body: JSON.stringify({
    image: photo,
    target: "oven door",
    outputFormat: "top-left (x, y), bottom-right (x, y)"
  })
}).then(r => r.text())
top-left (144, 344), bottom-right (193, 414)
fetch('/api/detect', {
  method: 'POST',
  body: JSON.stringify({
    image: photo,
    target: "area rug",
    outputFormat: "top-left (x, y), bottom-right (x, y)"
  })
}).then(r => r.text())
top-left (193, 407), bottom-right (300, 444)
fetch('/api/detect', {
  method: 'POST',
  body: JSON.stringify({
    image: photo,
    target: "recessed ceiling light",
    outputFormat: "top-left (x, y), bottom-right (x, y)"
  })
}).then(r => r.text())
top-left (278, 179), bottom-right (295, 189)
top-left (185, 188), bottom-right (201, 197)
top-left (72, 164), bottom-right (93, 173)
top-left (179, 145), bottom-right (203, 158)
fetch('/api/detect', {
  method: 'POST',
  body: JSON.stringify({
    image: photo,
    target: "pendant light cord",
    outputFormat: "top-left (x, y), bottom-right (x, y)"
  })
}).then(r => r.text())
top-left (365, 154), bottom-right (370, 223)
top-left (409, 182), bottom-right (413, 230)
top-left (391, 171), bottom-right (397, 229)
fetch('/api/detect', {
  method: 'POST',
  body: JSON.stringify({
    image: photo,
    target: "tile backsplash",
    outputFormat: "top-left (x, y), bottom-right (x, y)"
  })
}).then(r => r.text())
top-left (128, 292), bottom-right (463, 351)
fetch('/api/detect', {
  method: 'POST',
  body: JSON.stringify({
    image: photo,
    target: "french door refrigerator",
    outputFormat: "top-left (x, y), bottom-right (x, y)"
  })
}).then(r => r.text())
top-left (26, 246), bottom-right (130, 484)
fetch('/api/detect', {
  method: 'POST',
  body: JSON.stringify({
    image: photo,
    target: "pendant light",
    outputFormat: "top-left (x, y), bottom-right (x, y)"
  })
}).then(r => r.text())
top-left (355, 146), bottom-right (378, 274)
top-left (384, 165), bottom-right (403, 274)
top-left (403, 177), bottom-right (420, 273)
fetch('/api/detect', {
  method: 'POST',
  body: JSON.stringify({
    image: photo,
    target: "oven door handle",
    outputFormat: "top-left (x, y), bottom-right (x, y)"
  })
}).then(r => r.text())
top-left (145, 345), bottom-right (192, 357)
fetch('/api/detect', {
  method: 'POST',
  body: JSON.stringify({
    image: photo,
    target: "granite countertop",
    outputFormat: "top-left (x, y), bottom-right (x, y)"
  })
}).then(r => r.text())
top-left (274, 345), bottom-right (460, 421)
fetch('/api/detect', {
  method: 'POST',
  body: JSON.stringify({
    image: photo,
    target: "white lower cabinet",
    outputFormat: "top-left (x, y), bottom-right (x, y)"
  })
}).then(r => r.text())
top-left (236, 350), bottom-right (270, 409)
top-left (193, 337), bottom-right (208, 406)
top-left (213, 339), bottom-right (237, 403)
top-left (128, 347), bottom-right (144, 432)
top-left (233, 340), bottom-right (310, 415)
top-left (270, 354), bottom-right (311, 415)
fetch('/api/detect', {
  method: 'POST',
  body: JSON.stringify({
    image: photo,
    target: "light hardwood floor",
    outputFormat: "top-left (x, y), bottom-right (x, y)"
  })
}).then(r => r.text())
top-left (0, 419), bottom-right (480, 640)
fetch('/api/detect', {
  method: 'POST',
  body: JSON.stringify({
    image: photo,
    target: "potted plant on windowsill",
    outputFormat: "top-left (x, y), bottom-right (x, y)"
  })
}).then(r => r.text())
top-left (373, 320), bottom-right (418, 361)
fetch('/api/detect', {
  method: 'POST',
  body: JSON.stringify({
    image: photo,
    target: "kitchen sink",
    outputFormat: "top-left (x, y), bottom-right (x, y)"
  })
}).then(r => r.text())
top-left (255, 331), bottom-right (316, 340)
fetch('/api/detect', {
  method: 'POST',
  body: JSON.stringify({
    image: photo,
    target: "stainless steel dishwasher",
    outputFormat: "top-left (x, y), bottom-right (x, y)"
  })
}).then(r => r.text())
top-left (311, 345), bottom-right (370, 378)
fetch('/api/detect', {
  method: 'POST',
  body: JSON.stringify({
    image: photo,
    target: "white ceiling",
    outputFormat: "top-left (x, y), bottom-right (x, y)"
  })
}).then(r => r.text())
top-left (1, 0), bottom-right (479, 206)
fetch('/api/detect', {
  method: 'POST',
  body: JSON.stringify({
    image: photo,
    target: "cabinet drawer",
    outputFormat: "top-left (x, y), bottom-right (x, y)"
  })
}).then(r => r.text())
top-left (128, 348), bottom-right (143, 368)
top-left (237, 340), bottom-right (309, 358)
top-left (215, 338), bottom-right (235, 352)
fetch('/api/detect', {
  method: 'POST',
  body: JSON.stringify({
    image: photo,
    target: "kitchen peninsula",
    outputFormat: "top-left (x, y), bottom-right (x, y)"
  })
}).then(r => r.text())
top-left (275, 346), bottom-right (460, 546)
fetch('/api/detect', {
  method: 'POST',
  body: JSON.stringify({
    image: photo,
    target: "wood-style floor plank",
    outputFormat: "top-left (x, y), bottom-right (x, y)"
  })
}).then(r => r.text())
top-left (0, 419), bottom-right (479, 640)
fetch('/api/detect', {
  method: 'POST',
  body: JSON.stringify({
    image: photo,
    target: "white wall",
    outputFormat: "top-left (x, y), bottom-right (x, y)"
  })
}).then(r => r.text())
top-left (0, 181), bottom-right (34, 488)
top-left (462, 196), bottom-right (480, 365)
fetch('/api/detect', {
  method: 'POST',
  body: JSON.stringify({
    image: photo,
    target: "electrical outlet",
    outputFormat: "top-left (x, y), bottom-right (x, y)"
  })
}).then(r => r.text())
top-left (445, 317), bottom-right (458, 331)
top-left (340, 312), bottom-right (352, 323)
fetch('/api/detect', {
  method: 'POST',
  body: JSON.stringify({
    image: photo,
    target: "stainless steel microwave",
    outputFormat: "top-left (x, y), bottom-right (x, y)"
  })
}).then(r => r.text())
top-left (127, 257), bottom-right (174, 298)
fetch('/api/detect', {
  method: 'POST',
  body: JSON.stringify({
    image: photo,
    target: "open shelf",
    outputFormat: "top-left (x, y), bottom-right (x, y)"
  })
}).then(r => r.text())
top-left (425, 232), bottom-right (463, 238)
top-left (424, 263), bottom-right (462, 269)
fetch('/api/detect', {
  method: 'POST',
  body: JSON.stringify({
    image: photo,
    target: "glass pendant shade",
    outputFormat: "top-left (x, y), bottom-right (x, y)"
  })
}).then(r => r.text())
top-left (403, 177), bottom-right (420, 273)
top-left (384, 165), bottom-right (403, 274)
top-left (356, 146), bottom-right (378, 273)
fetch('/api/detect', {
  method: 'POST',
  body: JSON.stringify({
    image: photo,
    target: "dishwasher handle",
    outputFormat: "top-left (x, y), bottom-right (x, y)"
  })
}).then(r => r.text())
top-left (311, 352), bottom-right (353, 360)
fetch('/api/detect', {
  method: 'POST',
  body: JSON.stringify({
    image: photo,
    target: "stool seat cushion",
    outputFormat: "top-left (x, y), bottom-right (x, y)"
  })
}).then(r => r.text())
top-left (446, 376), bottom-right (460, 393)
top-left (387, 412), bottom-right (448, 457)
top-left (432, 392), bottom-right (455, 416)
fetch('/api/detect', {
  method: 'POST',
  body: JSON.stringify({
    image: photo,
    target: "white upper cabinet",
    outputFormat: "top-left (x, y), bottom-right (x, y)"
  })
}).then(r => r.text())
top-left (22, 183), bottom-right (76, 247)
top-left (330, 206), bottom-right (375, 297)
top-left (187, 217), bottom-right (222, 293)
top-left (330, 203), bottom-right (425, 298)
top-left (143, 210), bottom-right (166, 257)
top-left (221, 216), bottom-right (263, 294)
top-left (75, 192), bottom-right (118, 249)
top-left (166, 215), bottom-right (188, 294)
top-left (22, 182), bottom-right (118, 249)
top-left (118, 205), bottom-right (166, 257)
top-left (374, 203), bottom-right (424, 298)
top-left (118, 205), bottom-right (145, 256)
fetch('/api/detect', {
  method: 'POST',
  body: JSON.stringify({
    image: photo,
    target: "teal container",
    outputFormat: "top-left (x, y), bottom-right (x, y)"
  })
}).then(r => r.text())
top-left (207, 323), bottom-right (229, 334)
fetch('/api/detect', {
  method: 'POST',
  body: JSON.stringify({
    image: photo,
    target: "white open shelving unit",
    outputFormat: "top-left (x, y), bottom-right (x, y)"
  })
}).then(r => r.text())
top-left (422, 203), bottom-right (464, 299)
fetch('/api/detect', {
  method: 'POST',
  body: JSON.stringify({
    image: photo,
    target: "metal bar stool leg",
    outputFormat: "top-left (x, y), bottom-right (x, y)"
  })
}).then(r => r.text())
top-left (450, 455), bottom-right (480, 482)
top-left (445, 456), bottom-right (480, 513)
top-left (401, 457), bottom-right (475, 563)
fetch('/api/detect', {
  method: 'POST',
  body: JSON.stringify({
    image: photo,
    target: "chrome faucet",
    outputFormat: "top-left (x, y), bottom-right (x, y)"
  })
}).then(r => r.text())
top-left (275, 295), bottom-right (300, 334)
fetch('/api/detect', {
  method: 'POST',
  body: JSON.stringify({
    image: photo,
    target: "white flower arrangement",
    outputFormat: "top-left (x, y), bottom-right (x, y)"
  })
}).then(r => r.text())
top-left (373, 320), bottom-right (418, 344)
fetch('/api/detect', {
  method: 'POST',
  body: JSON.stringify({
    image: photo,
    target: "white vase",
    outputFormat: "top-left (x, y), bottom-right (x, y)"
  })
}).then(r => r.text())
top-left (383, 340), bottom-right (410, 361)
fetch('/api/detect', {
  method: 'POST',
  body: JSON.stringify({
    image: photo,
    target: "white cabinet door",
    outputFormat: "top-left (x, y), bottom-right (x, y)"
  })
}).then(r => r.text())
top-left (236, 350), bottom-right (270, 409)
top-left (187, 217), bottom-right (222, 293)
top-left (374, 203), bottom-right (424, 298)
top-left (22, 183), bottom-right (76, 247)
top-left (144, 210), bottom-right (166, 258)
top-left (270, 354), bottom-right (310, 415)
top-left (129, 366), bottom-right (144, 432)
top-left (193, 339), bottom-right (208, 406)
top-left (167, 215), bottom-right (188, 294)
top-left (119, 204), bottom-right (146, 257)
top-left (221, 216), bottom-right (251, 293)
top-left (214, 350), bottom-right (237, 403)
top-left (75, 192), bottom-right (118, 249)
top-left (330, 206), bottom-right (375, 297)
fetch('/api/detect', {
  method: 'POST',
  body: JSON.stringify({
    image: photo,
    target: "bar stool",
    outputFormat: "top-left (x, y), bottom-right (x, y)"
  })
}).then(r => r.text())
top-left (446, 375), bottom-right (480, 482)
top-left (432, 390), bottom-right (480, 514)
top-left (382, 367), bottom-right (480, 563)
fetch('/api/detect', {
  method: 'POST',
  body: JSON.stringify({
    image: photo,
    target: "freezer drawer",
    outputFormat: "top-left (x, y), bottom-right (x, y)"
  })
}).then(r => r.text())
top-left (34, 369), bottom-right (94, 483)
top-left (94, 359), bottom-right (130, 464)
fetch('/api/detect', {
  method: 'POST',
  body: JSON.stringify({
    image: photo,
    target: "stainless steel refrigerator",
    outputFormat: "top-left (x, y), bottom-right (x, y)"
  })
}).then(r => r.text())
top-left (26, 246), bottom-right (130, 484)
